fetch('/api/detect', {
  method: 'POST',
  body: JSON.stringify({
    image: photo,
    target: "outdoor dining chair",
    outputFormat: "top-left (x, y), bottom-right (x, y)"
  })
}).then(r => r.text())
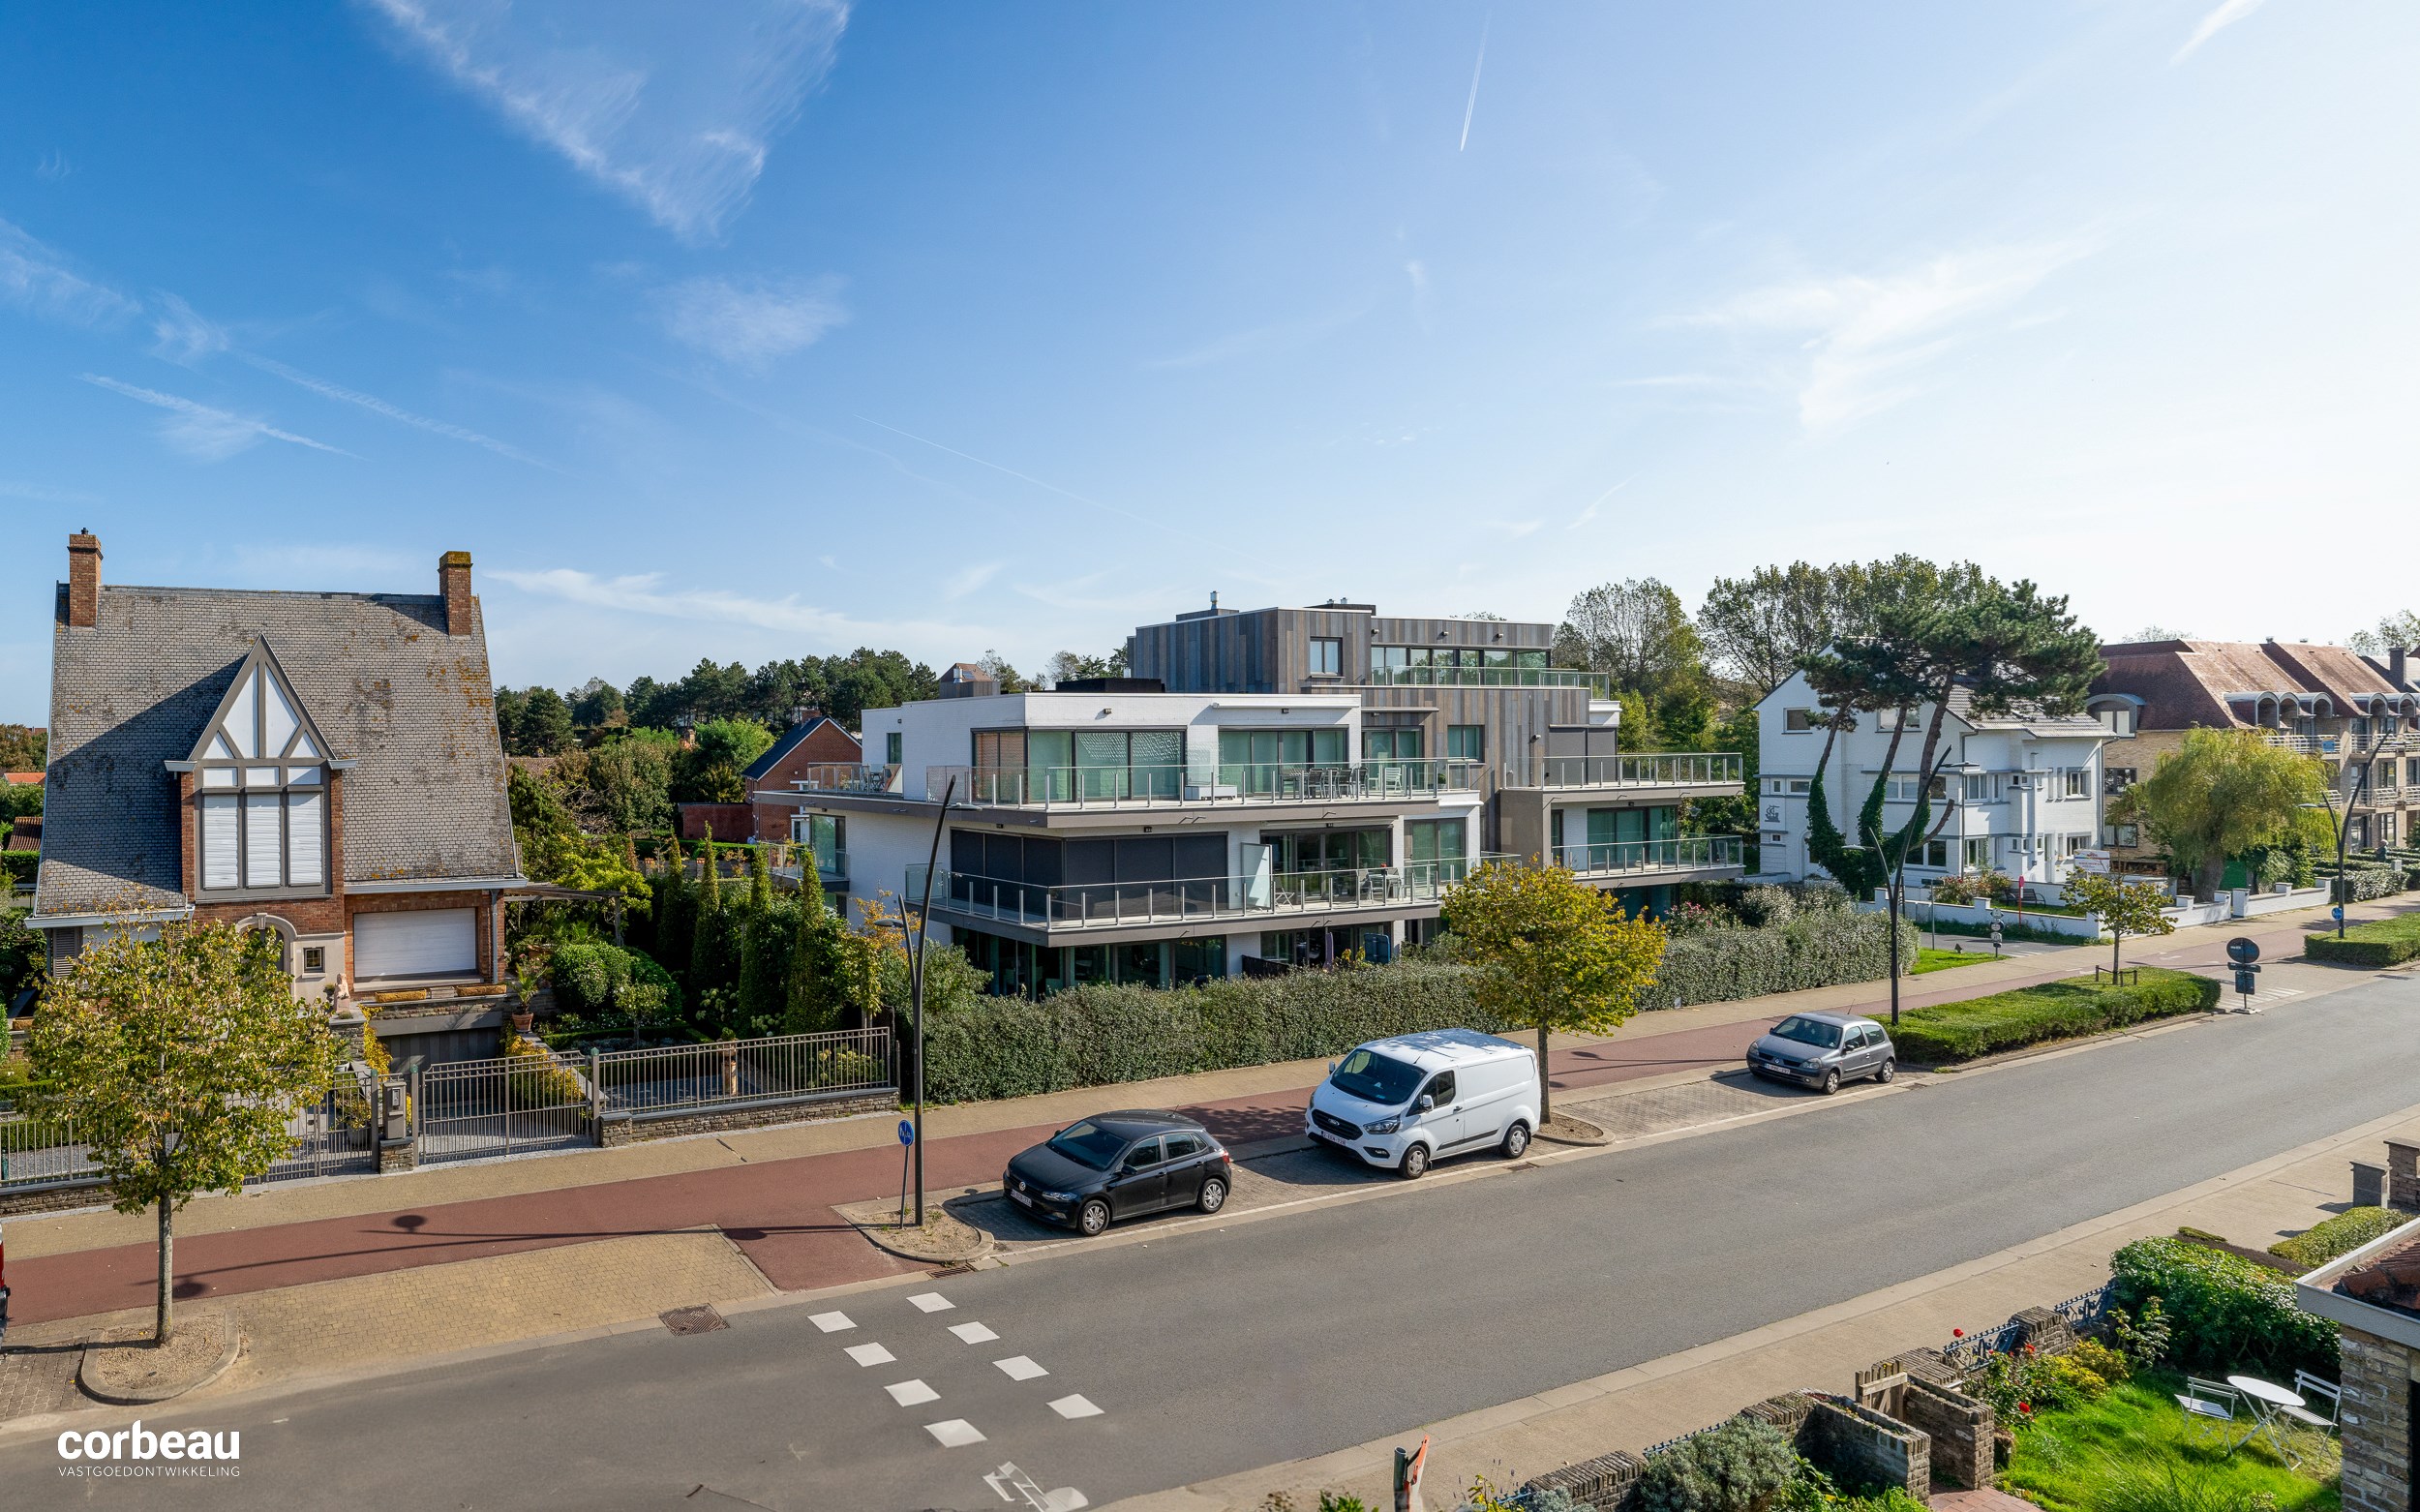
top-left (2280, 1371), bottom-right (2341, 1433)
top-left (2175, 1377), bottom-right (2242, 1440)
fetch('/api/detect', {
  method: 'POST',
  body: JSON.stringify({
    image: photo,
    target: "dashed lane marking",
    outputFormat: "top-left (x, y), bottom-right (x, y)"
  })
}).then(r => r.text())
top-left (949, 1321), bottom-right (1001, 1344)
top-left (908, 1291), bottom-right (957, 1313)
top-left (925, 1419), bottom-right (986, 1447)
top-left (808, 1311), bottom-right (856, 1333)
top-left (844, 1343), bottom-right (897, 1367)
top-left (885, 1379), bottom-right (940, 1406)
top-left (1047, 1394), bottom-right (1102, 1420)
top-left (994, 1356), bottom-right (1048, 1381)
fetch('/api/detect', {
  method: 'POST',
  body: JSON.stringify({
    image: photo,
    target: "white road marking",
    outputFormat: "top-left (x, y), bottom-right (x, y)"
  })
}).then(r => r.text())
top-left (1047, 1394), bottom-right (1103, 1419)
top-left (950, 1320), bottom-right (1001, 1344)
top-left (908, 1291), bottom-right (956, 1313)
top-left (885, 1378), bottom-right (940, 1406)
top-left (994, 1355), bottom-right (1048, 1381)
top-left (844, 1343), bottom-right (897, 1367)
top-left (808, 1311), bottom-right (856, 1333)
top-left (925, 1418), bottom-right (986, 1447)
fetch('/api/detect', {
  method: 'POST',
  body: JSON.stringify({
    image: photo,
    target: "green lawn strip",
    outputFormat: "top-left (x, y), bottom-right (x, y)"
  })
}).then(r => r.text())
top-left (1912, 948), bottom-right (1992, 975)
top-left (2001, 1372), bottom-right (2339, 1512)
top-left (1890, 966), bottom-right (2219, 1065)
top-left (2304, 910), bottom-right (2420, 967)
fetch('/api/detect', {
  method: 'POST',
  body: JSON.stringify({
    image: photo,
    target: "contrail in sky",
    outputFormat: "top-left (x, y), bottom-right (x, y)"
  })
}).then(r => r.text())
top-left (1459, 15), bottom-right (1490, 152)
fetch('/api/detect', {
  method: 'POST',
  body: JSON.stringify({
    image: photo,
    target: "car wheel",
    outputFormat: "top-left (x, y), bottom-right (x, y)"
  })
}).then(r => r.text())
top-left (1876, 1058), bottom-right (1896, 1084)
top-left (1197, 1176), bottom-right (1228, 1214)
top-left (1077, 1198), bottom-right (1111, 1236)
top-left (1820, 1068), bottom-right (1841, 1096)
top-left (1399, 1143), bottom-right (1431, 1180)
top-left (1499, 1122), bottom-right (1531, 1159)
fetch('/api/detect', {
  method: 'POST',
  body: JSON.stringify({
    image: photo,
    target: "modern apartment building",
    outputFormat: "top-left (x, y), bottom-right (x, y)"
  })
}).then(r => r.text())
top-left (2091, 639), bottom-right (2420, 866)
top-left (757, 598), bottom-right (1745, 996)
top-left (1753, 671), bottom-right (2111, 888)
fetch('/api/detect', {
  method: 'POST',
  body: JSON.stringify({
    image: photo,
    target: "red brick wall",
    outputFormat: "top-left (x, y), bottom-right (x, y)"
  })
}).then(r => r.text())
top-left (749, 721), bottom-right (863, 842)
top-left (679, 802), bottom-right (756, 843)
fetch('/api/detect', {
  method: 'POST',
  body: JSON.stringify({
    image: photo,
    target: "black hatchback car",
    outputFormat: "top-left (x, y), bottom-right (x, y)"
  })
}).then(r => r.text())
top-left (1003, 1109), bottom-right (1234, 1236)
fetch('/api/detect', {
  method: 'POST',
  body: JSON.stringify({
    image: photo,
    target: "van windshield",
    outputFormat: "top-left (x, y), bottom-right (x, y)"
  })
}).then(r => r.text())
top-left (1770, 1015), bottom-right (1842, 1048)
top-left (1330, 1049), bottom-right (1424, 1107)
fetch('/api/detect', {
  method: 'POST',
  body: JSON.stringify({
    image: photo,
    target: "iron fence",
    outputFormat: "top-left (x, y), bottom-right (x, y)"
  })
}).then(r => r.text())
top-left (0, 1104), bottom-right (96, 1190)
top-left (2053, 1281), bottom-right (2115, 1331)
top-left (591, 1027), bottom-right (892, 1115)
top-left (413, 1043), bottom-right (596, 1164)
top-left (2, 1066), bottom-right (384, 1191)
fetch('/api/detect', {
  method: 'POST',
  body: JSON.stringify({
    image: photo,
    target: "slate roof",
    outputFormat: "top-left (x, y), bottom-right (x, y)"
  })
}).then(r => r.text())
top-left (2096, 639), bottom-right (2418, 730)
top-left (37, 584), bottom-right (519, 920)
top-left (741, 715), bottom-right (857, 781)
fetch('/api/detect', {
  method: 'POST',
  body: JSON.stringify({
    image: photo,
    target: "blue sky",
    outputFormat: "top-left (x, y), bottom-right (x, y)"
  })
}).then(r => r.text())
top-left (4, 1), bottom-right (2415, 723)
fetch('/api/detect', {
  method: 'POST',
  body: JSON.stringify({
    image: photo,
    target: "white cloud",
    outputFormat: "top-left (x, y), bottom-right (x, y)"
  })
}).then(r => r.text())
top-left (149, 293), bottom-right (231, 364)
top-left (658, 275), bottom-right (848, 368)
top-left (0, 478), bottom-right (103, 504)
top-left (240, 352), bottom-right (557, 468)
top-left (943, 561), bottom-right (1004, 600)
top-left (2176, 0), bottom-right (2270, 60)
top-left (80, 375), bottom-right (353, 463)
top-left (1684, 239), bottom-right (2094, 433)
top-left (0, 218), bottom-right (138, 328)
top-left (361, 0), bottom-right (849, 243)
top-left (492, 565), bottom-right (983, 646)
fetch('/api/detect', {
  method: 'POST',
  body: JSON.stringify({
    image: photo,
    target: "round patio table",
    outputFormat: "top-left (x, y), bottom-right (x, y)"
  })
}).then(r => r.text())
top-left (2225, 1376), bottom-right (2307, 1464)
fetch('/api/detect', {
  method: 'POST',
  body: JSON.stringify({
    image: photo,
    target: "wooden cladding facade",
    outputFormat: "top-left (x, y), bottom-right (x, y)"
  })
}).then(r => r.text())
top-left (1129, 606), bottom-right (1556, 695)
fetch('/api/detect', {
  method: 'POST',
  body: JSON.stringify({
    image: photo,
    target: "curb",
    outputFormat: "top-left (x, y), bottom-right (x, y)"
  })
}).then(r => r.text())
top-left (76, 1319), bottom-right (242, 1406)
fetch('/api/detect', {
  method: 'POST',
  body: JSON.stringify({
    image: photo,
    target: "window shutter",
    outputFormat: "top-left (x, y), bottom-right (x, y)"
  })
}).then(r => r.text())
top-left (201, 795), bottom-right (239, 889)
top-left (244, 792), bottom-right (283, 888)
top-left (287, 791), bottom-right (325, 886)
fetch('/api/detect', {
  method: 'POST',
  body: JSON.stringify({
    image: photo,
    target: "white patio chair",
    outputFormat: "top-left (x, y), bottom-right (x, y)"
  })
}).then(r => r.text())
top-left (2175, 1376), bottom-right (2241, 1440)
top-left (2281, 1371), bottom-right (2341, 1432)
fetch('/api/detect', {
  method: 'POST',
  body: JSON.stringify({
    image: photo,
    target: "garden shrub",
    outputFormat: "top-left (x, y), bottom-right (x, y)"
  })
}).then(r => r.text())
top-left (502, 1032), bottom-right (589, 1104)
top-left (1636, 1417), bottom-right (1798, 1512)
top-left (2325, 863), bottom-right (2406, 903)
top-left (2304, 910), bottom-right (2420, 968)
top-left (2270, 1205), bottom-right (2409, 1269)
top-left (2110, 1236), bottom-right (2339, 1377)
top-left (1887, 968), bottom-right (2218, 1064)
top-left (1648, 909), bottom-right (1919, 1008)
top-left (547, 940), bottom-right (682, 1027)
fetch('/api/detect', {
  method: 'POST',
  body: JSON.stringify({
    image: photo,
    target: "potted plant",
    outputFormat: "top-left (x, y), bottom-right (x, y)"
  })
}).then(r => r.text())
top-left (507, 938), bottom-right (554, 1032)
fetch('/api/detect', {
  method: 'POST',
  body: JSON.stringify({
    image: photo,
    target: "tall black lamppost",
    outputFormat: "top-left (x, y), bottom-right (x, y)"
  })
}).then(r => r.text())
top-left (905, 775), bottom-right (958, 1224)
top-left (2306, 763), bottom-right (2370, 940)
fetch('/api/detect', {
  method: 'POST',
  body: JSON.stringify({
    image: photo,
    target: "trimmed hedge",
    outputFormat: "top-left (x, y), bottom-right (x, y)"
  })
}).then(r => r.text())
top-left (1648, 909), bottom-right (1919, 1008)
top-left (922, 961), bottom-right (1500, 1104)
top-left (1888, 966), bottom-right (2219, 1065)
top-left (2271, 1206), bottom-right (2409, 1270)
top-left (2111, 1235), bottom-right (2338, 1377)
top-left (2305, 910), bottom-right (2420, 968)
top-left (2326, 863), bottom-right (2408, 903)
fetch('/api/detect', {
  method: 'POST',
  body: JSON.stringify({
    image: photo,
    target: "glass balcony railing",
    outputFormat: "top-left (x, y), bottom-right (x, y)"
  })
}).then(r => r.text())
top-left (1362, 666), bottom-right (1610, 693)
top-left (1553, 835), bottom-right (1743, 877)
top-left (787, 764), bottom-right (903, 796)
top-left (908, 856), bottom-right (1508, 930)
top-left (1516, 752), bottom-right (1742, 789)
top-left (929, 761), bottom-right (1481, 808)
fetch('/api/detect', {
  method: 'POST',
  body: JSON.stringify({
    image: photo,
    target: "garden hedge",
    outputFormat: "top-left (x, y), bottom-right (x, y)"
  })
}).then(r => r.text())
top-left (1648, 909), bottom-right (1919, 1008)
top-left (2304, 909), bottom-right (2420, 968)
top-left (2271, 1206), bottom-right (2409, 1270)
top-left (2110, 1234), bottom-right (2338, 1377)
top-left (2326, 863), bottom-right (2408, 903)
top-left (1887, 967), bottom-right (2218, 1065)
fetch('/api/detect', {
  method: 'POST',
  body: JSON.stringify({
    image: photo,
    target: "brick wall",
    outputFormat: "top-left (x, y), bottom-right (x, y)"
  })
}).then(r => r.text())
top-left (596, 1090), bottom-right (896, 1147)
top-left (2388, 1138), bottom-right (2420, 1213)
top-left (1897, 1377), bottom-right (1993, 1491)
top-left (2341, 1326), bottom-right (2415, 1512)
top-left (1803, 1395), bottom-right (1929, 1498)
top-left (677, 803), bottom-right (755, 843)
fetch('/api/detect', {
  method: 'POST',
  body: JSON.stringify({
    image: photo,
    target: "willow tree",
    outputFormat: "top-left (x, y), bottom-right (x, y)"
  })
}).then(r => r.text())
top-left (2121, 728), bottom-right (2327, 898)
top-left (26, 922), bottom-right (340, 1343)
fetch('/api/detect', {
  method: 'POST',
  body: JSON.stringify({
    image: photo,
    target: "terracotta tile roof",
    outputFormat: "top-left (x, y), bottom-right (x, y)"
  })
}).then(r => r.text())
top-left (2339, 1235), bottom-right (2420, 1315)
top-left (6, 815), bottom-right (36, 852)
top-left (2095, 638), bottom-right (2417, 730)
top-left (3, 771), bottom-right (42, 785)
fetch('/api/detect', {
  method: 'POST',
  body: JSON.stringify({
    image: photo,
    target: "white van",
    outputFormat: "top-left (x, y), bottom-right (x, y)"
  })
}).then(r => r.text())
top-left (1305, 1028), bottom-right (1540, 1179)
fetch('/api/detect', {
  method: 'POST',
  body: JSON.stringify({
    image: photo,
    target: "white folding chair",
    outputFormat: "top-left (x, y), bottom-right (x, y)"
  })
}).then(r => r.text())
top-left (2175, 1376), bottom-right (2242, 1440)
top-left (2282, 1371), bottom-right (2341, 1433)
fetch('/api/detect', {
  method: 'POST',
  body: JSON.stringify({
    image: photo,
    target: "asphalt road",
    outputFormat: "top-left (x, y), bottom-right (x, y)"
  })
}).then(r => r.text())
top-left (10, 969), bottom-right (2416, 1512)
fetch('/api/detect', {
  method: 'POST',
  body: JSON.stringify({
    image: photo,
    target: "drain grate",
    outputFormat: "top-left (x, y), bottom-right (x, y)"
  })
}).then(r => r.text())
top-left (929, 1262), bottom-right (977, 1278)
top-left (660, 1305), bottom-right (728, 1336)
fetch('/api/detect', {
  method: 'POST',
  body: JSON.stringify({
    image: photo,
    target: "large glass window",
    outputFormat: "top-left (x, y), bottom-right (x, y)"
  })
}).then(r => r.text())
top-left (974, 728), bottom-right (1179, 800)
top-left (1446, 725), bottom-right (1484, 762)
top-left (1309, 638), bottom-right (1343, 677)
top-left (790, 813), bottom-right (845, 874)
top-left (1269, 829), bottom-right (1388, 874)
top-left (1217, 728), bottom-right (1348, 792)
top-left (1363, 728), bottom-right (1424, 762)
top-left (1406, 817), bottom-right (1469, 882)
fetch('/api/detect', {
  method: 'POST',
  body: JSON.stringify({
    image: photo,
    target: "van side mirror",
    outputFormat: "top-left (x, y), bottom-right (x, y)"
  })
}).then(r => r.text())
top-left (1418, 1095), bottom-right (1435, 1112)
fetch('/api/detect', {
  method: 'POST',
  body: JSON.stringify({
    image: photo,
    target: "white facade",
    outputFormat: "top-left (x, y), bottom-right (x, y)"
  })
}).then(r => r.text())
top-left (1753, 672), bottom-right (2110, 889)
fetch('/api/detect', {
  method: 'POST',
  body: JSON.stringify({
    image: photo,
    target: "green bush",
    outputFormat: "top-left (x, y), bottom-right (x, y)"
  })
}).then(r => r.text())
top-left (0, 852), bottom-right (34, 890)
top-left (920, 959), bottom-right (1501, 1104)
top-left (2325, 863), bottom-right (2407, 903)
top-left (2270, 1205), bottom-right (2409, 1269)
top-left (1887, 968), bottom-right (2219, 1064)
top-left (547, 940), bottom-right (681, 1025)
top-left (1636, 1417), bottom-right (1798, 1512)
top-left (1648, 908), bottom-right (1919, 1007)
top-left (2109, 1235), bottom-right (2338, 1377)
top-left (2304, 910), bottom-right (2420, 967)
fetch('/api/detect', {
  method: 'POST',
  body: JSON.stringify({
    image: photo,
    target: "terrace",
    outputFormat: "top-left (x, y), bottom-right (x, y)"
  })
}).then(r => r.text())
top-left (908, 855), bottom-right (1506, 938)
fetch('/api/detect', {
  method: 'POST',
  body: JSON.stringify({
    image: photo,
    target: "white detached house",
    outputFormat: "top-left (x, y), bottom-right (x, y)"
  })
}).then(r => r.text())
top-left (1753, 671), bottom-right (2112, 888)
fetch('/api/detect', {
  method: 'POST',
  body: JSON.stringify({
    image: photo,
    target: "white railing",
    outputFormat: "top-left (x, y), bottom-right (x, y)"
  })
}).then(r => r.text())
top-left (1517, 752), bottom-right (1742, 789)
top-left (911, 858), bottom-right (1503, 930)
top-left (931, 761), bottom-right (1480, 808)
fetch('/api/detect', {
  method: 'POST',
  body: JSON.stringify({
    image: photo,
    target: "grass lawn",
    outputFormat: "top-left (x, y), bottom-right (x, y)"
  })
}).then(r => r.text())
top-left (1912, 947), bottom-right (1993, 975)
top-left (2003, 1372), bottom-right (2339, 1512)
top-left (1889, 966), bottom-right (2219, 1064)
top-left (2304, 908), bottom-right (2420, 967)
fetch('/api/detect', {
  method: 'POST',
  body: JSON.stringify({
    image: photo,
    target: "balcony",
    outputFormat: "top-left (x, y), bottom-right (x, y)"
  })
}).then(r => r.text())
top-left (1361, 666), bottom-right (1610, 693)
top-left (909, 857), bottom-right (1505, 934)
top-left (1512, 752), bottom-right (1742, 791)
top-left (786, 764), bottom-right (902, 796)
top-left (928, 761), bottom-right (1481, 810)
top-left (1553, 835), bottom-right (1745, 881)
top-left (2259, 732), bottom-right (2341, 755)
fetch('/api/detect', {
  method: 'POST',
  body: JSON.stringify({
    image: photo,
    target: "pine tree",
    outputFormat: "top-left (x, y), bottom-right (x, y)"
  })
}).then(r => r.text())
top-left (747, 843), bottom-right (772, 912)
top-left (656, 836), bottom-right (693, 984)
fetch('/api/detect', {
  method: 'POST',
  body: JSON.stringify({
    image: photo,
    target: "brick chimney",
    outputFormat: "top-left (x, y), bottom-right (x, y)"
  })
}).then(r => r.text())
top-left (438, 550), bottom-right (474, 636)
top-left (2395, 646), bottom-right (2410, 689)
top-left (66, 531), bottom-right (102, 628)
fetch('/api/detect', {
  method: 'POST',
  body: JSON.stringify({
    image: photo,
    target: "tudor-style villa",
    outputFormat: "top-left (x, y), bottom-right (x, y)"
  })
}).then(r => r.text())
top-left (31, 533), bottom-right (525, 1013)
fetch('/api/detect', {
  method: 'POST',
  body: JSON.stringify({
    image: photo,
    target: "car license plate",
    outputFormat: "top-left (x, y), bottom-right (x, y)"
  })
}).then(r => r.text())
top-left (1010, 1189), bottom-right (1033, 1207)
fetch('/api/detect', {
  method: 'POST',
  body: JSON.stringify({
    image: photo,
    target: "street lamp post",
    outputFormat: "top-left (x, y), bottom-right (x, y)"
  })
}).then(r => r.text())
top-left (905, 775), bottom-right (959, 1225)
top-left (2305, 764), bottom-right (2369, 939)
top-left (1864, 748), bottom-right (1964, 1028)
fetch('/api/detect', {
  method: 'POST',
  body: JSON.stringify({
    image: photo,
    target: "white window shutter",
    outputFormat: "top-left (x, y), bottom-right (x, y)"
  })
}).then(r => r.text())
top-left (287, 791), bottom-right (324, 887)
top-left (244, 792), bottom-right (282, 888)
top-left (201, 795), bottom-right (239, 889)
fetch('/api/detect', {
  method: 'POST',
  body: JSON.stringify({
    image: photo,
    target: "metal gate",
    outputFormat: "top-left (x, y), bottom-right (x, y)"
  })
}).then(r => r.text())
top-left (257, 1078), bottom-right (380, 1182)
top-left (413, 1045), bottom-right (595, 1164)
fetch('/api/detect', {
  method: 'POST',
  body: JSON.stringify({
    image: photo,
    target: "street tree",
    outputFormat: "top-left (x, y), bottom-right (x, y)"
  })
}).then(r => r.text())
top-left (2062, 869), bottom-right (2176, 976)
top-left (2118, 728), bottom-right (2327, 898)
top-left (1698, 561), bottom-right (1837, 696)
top-left (1556, 579), bottom-right (1708, 705)
top-left (2348, 611), bottom-right (2420, 658)
top-left (1440, 862), bottom-right (1668, 1125)
top-left (25, 921), bottom-right (340, 1343)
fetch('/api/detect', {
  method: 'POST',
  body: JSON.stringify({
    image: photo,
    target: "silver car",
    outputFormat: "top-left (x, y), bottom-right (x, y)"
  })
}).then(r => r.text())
top-left (1746, 1011), bottom-right (1895, 1094)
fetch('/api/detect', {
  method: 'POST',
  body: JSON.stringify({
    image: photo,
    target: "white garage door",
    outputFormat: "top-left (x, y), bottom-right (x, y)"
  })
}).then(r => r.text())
top-left (354, 909), bottom-right (476, 980)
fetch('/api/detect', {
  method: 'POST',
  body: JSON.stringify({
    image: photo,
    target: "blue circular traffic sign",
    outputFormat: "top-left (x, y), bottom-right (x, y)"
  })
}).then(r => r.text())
top-left (897, 1119), bottom-right (916, 1147)
top-left (2334, 906), bottom-right (2345, 921)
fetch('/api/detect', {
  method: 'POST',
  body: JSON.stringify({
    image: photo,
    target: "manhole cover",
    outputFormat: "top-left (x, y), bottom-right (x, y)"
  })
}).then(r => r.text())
top-left (661, 1305), bottom-right (728, 1336)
